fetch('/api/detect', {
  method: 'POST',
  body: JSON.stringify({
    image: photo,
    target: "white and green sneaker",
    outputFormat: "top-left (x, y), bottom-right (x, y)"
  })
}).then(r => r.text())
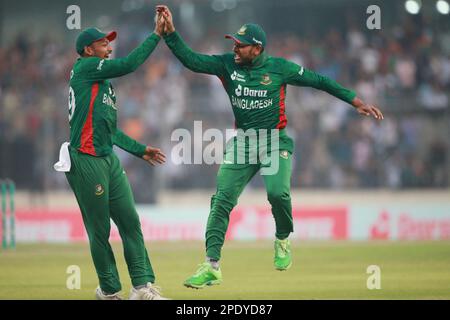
top-left (95, 287), bottom-right (123, 300)
top-left (129, 282), bottom-right (169, 300)
top-left (274, 238), bottom-right (292, 271)
top-left (184, 262), bottom-right (222, 289)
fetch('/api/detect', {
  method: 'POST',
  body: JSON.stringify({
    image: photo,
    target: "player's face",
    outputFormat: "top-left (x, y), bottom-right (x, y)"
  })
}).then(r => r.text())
top-left (88, 38), bottom-right (113, 59)
top-left (233, 42), bottom-right (261, 65)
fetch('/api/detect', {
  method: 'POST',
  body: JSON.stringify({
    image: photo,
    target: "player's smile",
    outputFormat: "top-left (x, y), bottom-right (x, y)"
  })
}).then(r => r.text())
top-left (233, 43), bottom-right (248, 64)
top-left (90, 38), bottom-right (112, 59)
top-left (232, 42), bottom-right (261, 65)
top-left (233, 43), bottom-right (250, 64)
top-left (233, 47), bottom-right (242, 63)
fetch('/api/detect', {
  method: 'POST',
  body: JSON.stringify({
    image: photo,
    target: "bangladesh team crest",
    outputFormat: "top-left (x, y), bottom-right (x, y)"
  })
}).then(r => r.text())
top-left (237, 25), bottom-right (247, 35)
top-left (260, 74), bottom-right (272, 85)
top-left (95, 184), bottom-right (104, 196)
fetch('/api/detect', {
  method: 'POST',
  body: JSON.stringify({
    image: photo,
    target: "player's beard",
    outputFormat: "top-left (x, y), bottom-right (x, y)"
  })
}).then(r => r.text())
top-left (93, 48), bottom-right (111, 59)
top-left (235, 54), bottom-right (253, 66)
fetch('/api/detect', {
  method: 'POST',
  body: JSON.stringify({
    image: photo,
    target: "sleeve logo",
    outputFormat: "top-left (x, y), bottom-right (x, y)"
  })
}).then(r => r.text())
top-left (280, 150), bottom-right (289, 159)
top-left (97, 59), bottom-right (105, 71)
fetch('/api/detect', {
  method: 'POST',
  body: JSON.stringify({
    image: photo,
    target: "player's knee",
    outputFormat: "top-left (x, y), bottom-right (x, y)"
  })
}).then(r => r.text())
top-left (118, 215), bottom-right (141, 236)
top-left (267, 190), bottom-right (290, 204)
top-left (88, 229), bottom-right (110, 245)
top-left (213, 191), bottom-right (238, 206)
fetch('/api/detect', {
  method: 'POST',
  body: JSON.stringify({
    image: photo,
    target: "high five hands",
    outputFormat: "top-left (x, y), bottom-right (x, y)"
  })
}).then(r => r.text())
top-left (154, 5), bottom-right (384, 122)
top-left (155, 5), bottom-right (175, 35)
top-left (154, 9), bottom-right (166, 36)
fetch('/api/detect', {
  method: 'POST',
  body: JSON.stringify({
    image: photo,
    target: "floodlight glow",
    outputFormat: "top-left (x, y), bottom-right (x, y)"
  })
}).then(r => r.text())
top-left (405, 0), bottom-right (421, 14)
top-left (436, 0), bottom-right (450, 14)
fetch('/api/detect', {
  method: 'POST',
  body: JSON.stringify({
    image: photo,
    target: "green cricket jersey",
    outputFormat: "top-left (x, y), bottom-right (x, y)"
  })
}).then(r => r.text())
top-left (68, 33), bottom-right (161, 157)
top-left (164, 31), bottom-right (356, 153)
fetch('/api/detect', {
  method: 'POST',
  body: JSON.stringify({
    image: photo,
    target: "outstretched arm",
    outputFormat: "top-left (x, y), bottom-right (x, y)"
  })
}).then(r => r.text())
top-left (113, 129), bottom-right (166, 165)
top-left (156, 5), bottom-right (226, 76)
top-left (350, 96), bottom-right (384, 120)
top-left (83, 12), bottom-right (165, 80)
top-left (284, 60), bottom-right (383, 120)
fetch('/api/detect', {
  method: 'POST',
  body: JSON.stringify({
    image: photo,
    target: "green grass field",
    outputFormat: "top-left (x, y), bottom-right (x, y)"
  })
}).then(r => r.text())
top-left (0, 241), bottom-right (449, 299)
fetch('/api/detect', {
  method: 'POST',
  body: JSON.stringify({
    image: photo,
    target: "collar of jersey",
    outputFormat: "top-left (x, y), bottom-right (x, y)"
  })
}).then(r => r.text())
top-left (240, 52), bottom-right (267, 70)
top-left (250, 52), bottom-right (267, 68)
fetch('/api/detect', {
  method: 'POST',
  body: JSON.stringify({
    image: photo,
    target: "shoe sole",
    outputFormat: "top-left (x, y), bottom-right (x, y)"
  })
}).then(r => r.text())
top-left (275, 261), bottom-right (292, 271)
top-left (184, 279), bottom-right (222, 289)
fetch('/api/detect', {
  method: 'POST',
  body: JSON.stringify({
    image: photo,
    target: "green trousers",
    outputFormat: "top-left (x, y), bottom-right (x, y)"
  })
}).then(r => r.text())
top-left (65, 148), bottom-right (154, 294)
top-left (206, 145), bottom-right (293, 261)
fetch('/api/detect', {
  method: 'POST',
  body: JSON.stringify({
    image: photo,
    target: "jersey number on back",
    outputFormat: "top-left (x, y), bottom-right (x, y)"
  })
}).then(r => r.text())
top-left (68, 86), bottom-right (76, 121)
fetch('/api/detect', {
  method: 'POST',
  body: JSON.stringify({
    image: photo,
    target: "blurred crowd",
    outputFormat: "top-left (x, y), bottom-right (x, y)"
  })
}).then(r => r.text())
top-left (0, 10), bottom-right (449, 202)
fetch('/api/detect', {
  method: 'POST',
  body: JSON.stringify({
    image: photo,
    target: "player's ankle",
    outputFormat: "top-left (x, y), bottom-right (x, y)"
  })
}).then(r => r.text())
top-left (206, 257), bottom-right (220, 270)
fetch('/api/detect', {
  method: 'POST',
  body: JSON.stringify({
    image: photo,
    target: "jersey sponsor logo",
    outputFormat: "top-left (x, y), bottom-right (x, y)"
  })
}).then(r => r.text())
top-left (260, 74), bottom-right (272, 85)
top-left (231, 95), bottom-right (273, 110)
top-left (235, 84), bottom-right (243, 97)
top-left (230, 71), bottom-right (246, 82)
top-left (244, 87), bottom-right (267, 98)
top-left (239, 85), bottom-right (268, 98)
top-left (97, 59), bottom-right (105, 71)
top-left (232, 85), bottom-right (271, 109)
top-left (298, 67), bottom-right (304, 76)
top-left (234, 85), bottom-right (268, 98)
top-left (95, 184), bottom-right (104, 196)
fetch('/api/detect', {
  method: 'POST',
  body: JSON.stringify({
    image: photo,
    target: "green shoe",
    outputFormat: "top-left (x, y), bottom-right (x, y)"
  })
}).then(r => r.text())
top-left (274, 238), bottom-right (292, 271)
top-left (184, 262), bottom-right (223, 289)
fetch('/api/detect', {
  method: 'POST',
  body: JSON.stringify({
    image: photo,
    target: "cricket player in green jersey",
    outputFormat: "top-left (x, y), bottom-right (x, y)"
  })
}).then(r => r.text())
top-left (64, 15), bottom-right (168, 300)
top-left (156, 6), bottom-right (384, 289)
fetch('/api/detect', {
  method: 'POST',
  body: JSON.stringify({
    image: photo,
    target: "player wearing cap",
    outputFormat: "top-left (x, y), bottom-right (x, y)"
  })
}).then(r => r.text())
top-left (156, 6), bottom-right (384, 289)
top-left (64, 14), bottom-right (168, 299)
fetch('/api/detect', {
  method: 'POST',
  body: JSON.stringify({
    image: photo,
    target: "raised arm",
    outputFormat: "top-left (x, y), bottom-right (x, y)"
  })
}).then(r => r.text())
top-left (157, 5), bottom-right (226, 76)
top-left (83, 33), bottom-right (160, 81)
top-left (283, 60), bottom-right (384, 120)
top-left (82, 13), bottom-right (165, 80)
